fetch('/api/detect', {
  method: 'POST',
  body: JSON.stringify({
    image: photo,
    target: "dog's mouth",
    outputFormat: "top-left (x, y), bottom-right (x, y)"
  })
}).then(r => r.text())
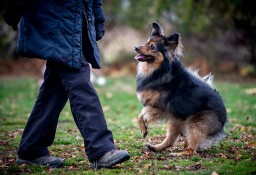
top-left (134, 54), bottom-right (155, 62)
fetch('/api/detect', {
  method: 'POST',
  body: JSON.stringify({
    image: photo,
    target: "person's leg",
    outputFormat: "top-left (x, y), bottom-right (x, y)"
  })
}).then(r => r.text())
top-left (58, 58), bottom-right (116, 162)
top-left (17, 61), bottom-right (68, 160)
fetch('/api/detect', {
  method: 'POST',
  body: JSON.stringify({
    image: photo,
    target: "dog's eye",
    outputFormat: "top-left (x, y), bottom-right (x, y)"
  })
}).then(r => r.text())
top-left (149, 44), bottom-right (155, 50)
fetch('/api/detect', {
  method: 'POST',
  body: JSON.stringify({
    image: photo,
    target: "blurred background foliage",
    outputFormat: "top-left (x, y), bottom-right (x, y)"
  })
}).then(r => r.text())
top-left (0, 0), bottom-right (255, 78)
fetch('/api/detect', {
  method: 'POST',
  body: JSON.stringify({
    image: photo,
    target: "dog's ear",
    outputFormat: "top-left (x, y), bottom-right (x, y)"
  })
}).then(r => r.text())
top-left (150, 22), bottom-right (164, 36)
top-left (166, 33), bottom-right (183, 57)
top-left (166, 33), bottom-right (179, 47)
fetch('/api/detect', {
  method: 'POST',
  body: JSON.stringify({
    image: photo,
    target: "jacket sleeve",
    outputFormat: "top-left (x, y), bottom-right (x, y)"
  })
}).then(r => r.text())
top-left (93, 0), bottom-right (105, 41)
top-left (3, 0), bottom-right (34, 31)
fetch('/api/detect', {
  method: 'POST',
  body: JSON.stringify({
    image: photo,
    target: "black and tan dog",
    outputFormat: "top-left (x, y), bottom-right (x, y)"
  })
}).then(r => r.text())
top-left (134, 22), bottom-right (227, 156)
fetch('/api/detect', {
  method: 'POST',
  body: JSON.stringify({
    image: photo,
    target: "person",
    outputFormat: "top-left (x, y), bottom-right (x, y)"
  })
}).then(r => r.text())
top-left (3, 0), bottom-right (130, 169)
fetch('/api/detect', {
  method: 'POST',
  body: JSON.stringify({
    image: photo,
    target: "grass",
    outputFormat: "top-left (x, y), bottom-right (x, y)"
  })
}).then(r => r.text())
top-left (0, 76), bottom-right (256, 175)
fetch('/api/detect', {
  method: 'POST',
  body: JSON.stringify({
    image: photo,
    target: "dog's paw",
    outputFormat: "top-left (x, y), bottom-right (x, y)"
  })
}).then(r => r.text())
top-left (146, 143), bottom-right (157, 152)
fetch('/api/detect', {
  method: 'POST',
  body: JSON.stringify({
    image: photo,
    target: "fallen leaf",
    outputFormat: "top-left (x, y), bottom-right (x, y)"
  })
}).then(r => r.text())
top-left (79, 160), bottom-right (85, 164)
top-left (0, 140), bottom-right (9, 145)
top-left (235, 154), bottom-right (242, 160)
top-left (162, 165), bottom-right (176, 170)
top-left (228, 147), bottom-right (238, 154)
top-left (134, 156), bottom-right (143, 163)
top-left (8, 158), bottom-right (15, 163)
top-left (219, 153), bottom-right (227, 158)
top-left (187, 163), bottom-right (204, 170)
top-left (7, 129), bottom-right (24, 138)
top-left (137, 168), bottom-right (143, 173)
top-left (240, 126), bottom-right (246, 131)
top-left (246, 142), bottom-right (256, 148)
top-left (143, 164), bottom-right (151, 169)
top-left (175, 165), bottom-right (182, 170)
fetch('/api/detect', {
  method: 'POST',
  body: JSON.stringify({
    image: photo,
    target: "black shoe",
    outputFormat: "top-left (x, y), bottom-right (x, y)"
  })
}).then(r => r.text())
top-left (91, 150), bottom-right (130, 170)
top-left (16, 155), bottom-right (64, 168)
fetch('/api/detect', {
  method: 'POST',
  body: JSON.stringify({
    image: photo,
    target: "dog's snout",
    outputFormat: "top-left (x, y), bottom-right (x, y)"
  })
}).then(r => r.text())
top-left (135, 46), bottom-right (140, 52)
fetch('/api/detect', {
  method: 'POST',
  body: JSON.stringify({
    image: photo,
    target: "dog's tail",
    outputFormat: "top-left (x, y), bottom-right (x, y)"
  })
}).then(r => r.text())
top-left (202, 73), bottom-right (214, 89)
top-left (187, 68), bottom-right (215, 89)
top-left (198, 131), bottom-right (227, 150)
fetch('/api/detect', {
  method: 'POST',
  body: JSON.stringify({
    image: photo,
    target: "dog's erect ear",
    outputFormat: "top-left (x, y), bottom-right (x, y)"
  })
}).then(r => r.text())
top-left (166, 33), bottom-right (183, 57)
top-left (150, 22), bottom-right (164, 36)
top-left (166, 33), bottom-right (179, 48)
top-left (167, 33), bottom-right (179, 45)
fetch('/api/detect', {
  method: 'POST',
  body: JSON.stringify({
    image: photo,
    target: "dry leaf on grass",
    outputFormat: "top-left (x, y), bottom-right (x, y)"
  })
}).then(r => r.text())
top-left (235, 154), bottom-right (242, 160)
top-left (219, 153), bottom-right (227, 158)
top-left (246, 142), bottom-right (256, 148)
top-left (7, 129), bottom-right (24, 138)
top-left (0, 140), bottom-right (9, 145)
top-left (143, 163), bottom-right (152, 169)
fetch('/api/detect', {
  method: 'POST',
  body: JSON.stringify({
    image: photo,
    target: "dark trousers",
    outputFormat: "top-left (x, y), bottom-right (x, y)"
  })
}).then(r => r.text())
top-left (17, 58), bottom-right (116, 162)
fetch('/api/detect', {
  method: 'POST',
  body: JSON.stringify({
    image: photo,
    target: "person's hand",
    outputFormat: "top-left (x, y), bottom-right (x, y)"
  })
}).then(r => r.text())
top-left (95, 23), bottom-right (105, 41)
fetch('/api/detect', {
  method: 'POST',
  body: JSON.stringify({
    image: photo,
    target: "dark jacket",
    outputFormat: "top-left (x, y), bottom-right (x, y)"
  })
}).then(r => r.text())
top-left (4, 0), bottom-right (105, 69)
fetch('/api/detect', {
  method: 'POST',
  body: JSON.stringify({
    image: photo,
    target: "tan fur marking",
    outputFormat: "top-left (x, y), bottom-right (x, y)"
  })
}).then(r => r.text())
top-left (136, 37), bottom-right (165, 77)
top-left (143, 106), bottom-right (163, 124)
top-left (148, 118), bottom-right (182, 152)
top-left (184, 128), bottom-right (204, 154)
top-left (138, 106), bottom-right (165, 138)
top-left (138, 90), bottom-right (161, 106)
top-left (185, 111), bottom-right (221, 137)
top-left (137, 53), bottom-right (164, 77)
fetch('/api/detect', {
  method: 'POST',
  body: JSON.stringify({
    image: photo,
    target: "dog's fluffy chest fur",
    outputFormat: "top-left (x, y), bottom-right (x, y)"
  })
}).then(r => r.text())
top-left (136, 61), bottom-right (174, 109)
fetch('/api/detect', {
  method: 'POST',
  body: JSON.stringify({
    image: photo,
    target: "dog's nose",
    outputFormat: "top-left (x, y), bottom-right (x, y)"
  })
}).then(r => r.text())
top-left (134, 46), bottom-right (140, 52)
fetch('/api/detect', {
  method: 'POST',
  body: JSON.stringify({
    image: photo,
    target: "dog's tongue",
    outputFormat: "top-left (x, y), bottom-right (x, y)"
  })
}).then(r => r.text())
top-left (134, 54), bottom-right (145, 60)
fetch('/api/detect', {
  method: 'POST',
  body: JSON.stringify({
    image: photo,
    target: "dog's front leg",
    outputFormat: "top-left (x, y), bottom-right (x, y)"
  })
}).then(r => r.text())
top-left (138, 108), bottom-right (148, 138)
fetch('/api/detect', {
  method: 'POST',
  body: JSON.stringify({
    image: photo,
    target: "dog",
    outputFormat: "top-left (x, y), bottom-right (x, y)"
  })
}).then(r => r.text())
top-left (134, 22), bottom-right (227, 156)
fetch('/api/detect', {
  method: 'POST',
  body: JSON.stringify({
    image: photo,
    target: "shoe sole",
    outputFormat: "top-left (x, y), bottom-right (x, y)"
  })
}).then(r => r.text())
top-left (16, 158), bottom-right (63, 168)
top-left (97, 153), bottom-right (130, 168)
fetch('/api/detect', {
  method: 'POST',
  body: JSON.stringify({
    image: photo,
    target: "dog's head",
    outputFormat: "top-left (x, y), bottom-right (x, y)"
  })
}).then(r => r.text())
top-left (134, 22), bottom-right (183, 64)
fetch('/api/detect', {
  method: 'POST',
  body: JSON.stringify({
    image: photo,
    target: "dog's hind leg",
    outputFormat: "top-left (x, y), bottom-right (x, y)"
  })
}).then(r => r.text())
top-left (170, 113), bottom-right (213, 156)
top-left (147, 120), bottom-right (181, 152)
top-left (169, 127), bottom-right (204, 156)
